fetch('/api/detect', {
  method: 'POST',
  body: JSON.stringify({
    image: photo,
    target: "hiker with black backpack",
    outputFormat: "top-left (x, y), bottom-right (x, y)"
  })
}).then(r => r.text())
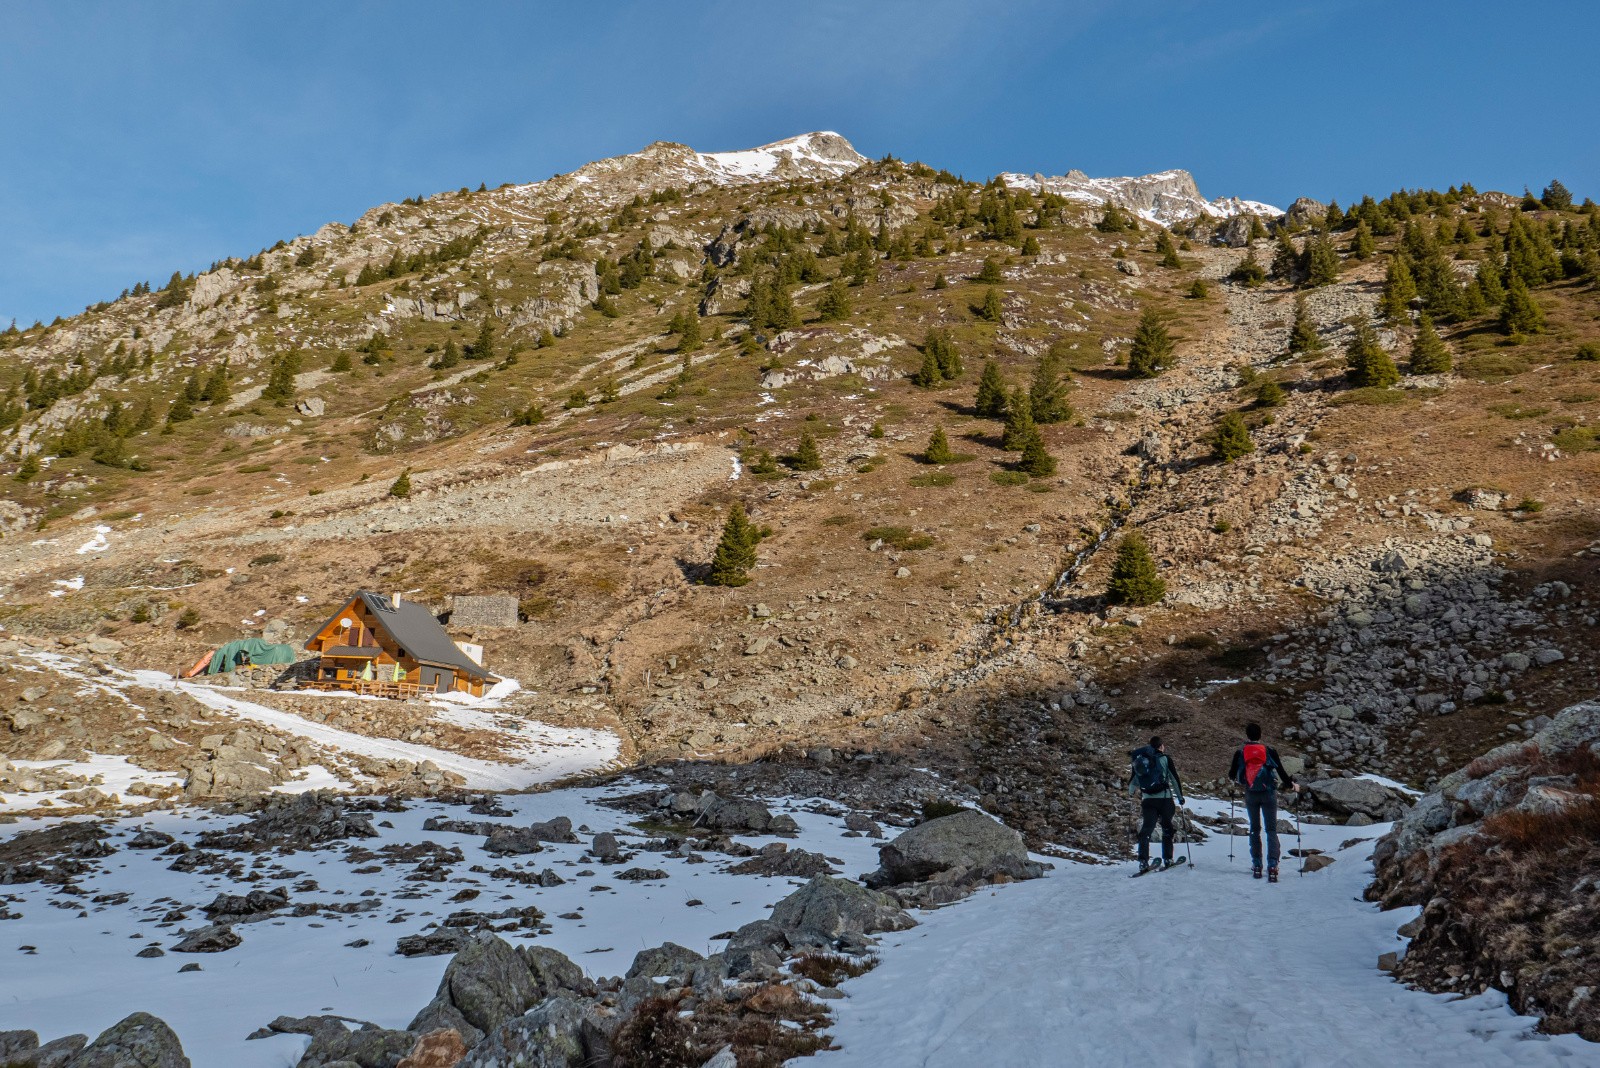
top-left (1229, 722), bottom-right (1300, 882)
top-left (1128, 736), bottom-right (1185, 875)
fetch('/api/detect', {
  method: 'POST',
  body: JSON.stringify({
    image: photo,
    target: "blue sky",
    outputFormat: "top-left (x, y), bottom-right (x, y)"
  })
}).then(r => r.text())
top-left (3, 0), bottom-right (1596, 327)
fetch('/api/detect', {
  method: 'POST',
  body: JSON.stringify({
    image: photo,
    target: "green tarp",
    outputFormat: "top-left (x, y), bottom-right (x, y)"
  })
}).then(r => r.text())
top-left (205, 638), bottom-right (297, 675)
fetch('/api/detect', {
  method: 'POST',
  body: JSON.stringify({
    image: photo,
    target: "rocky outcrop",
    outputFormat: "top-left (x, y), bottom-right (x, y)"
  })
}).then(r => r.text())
top-left (408, 934), bottom-right (589, 1049)
top-left (1367, 698), bottom-right (1600, 1042)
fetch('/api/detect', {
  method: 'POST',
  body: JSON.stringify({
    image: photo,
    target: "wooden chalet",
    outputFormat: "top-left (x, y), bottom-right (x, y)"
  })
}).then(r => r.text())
top-left (305, 591), bottom-right (498, 698)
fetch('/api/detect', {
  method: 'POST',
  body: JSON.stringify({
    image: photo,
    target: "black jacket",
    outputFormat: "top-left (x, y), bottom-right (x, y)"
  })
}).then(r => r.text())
top-left (1229, 744), bottom-right (1296, 792)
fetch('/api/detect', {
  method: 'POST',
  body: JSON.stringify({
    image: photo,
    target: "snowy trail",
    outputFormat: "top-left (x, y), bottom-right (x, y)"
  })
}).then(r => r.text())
top-left (816, 799), bottom-right (1595, 1068)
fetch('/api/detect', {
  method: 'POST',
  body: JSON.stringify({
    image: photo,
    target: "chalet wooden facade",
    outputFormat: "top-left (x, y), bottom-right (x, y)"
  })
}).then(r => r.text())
top-left (305, 591), bottom-right (497, 698)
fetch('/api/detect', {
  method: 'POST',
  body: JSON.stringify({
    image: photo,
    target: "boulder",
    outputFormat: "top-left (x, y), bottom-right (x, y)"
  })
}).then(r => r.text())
top-left (66, 1012), bottom-right (189, 1068)
top-left (171, 924), bottom-right (241, 953)
top-left (769, 876), bottom-right (915, 941)
top-left (864, 810), bottom-right (1039, 888)
top-left (1530, 700), bottom-right (1600, 759)
top-left (460, 995), bottom-right (612, 1068)
top-left (408, 934), bottom-right (544, 1046)
top-left (1302, 778), bottom-right (1409, 822)
top-left (396, 1029), bottom-right (468, 1068)
top-left (626, 942), bottom-right (704, 981)
top-left (296, 1024), bottom-right (416, 1068)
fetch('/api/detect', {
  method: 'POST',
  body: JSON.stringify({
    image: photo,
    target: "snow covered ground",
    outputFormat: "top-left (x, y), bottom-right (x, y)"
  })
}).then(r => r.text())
top-left (817, 797), bottom-right (1596, 1067)
top-left (0, 784), bottom-right (887, 1066)
top-left (7, 651), bottom-right (620, 803)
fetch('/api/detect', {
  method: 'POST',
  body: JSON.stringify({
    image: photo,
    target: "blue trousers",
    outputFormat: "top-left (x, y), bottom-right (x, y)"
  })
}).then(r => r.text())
top-left (1246, 792), bottom-right (1279, 868)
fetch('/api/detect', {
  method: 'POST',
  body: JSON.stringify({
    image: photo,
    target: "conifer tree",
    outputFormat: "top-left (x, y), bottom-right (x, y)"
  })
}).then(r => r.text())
top-left (388, 469), bottom-right (412, 498)
top-left (1472, 255), bottom-right (1505, 307)
top-left (1499, 275), bottom-right (1545, 336)
top-left (977, 286), bottom-right (1005, 322)
top-left (932, 273), bottom-right (948, 290)
top-left (473, 316), bottom-right (496, 362)
top-left (1000, 386), bottom-right (1035, 451)
top-left (1029, 348), bottom-right (1072, 424)
top-left (182, 371), bottom-right (204, 405)
top-left (1228, 248), bottom-right (1266, 287)
top-left (1287, 294), bottom-right (1324, 356)
top-left (791, 427), bottom-right (822, 471)
top-left (926, 329), bottom-right (963, 380)
top-left (1020, 234), bottom-right (1041, 256)
top-left (817, 278), bottom-right (851, 322)
top-left (1209, 412), bottom-right (1254, 463)
top-left (1542, 179), bottom-right (1573, 212)
top-left (676, 308), bottom-right (703, 351)
top-left (1155, 229), bottom-right (1182, 269)
top-left (1248, 215), bottom-right (1267, 241)
top-left (1344, 321), bottom-right (1400, 387)
top-left (1271, 230), bottom-right (1301, 282)
top-left (705, 503), bottom-right (759, 587)
top-left (1127, 308), bottom-right (1175, 378)
top-left (923, 426), bottom-right (954, 464)
top-left (1341, 220), bottom-right (1372, 261)
top-left (1256, 379), bottom-right (1286, 407)
top-left (131, 400), bottom-right (158, 432)
top-left (1106, 532), bottom-right (1165, 606)
top-left (1379, 256), bottom-right (1418, 321)
top-left (1188, 278), bottom-right (1210, 299)
top-left (1016, 428), bottom-right (1056, 477)
top-left (1304, 233), bottom-right (1341, 287)
top-left (1407, 314), bottom-right (1452, 374)
top-left (911, 346), bottom-right (945, 388)
top-left (330, 351), bottom-right (353, 372)
top-left (1323, 200), bottom-right (1345, 230)
top-left (973, 359), bottom-right (1008, 418)
top-left (15, 453), bottom-right (39, 482)
top-left (1096, 201), bottom-right (1131, 233)
top-left (201, 362), bottom-right (230, 404)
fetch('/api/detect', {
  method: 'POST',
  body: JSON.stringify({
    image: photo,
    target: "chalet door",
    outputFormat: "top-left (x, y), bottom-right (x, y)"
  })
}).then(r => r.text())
top-left (419, 667), bottom-right (454, 693)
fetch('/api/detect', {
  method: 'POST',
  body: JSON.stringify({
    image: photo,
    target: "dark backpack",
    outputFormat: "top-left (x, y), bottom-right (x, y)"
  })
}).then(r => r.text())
top-left (1131, 746), bottom-right (1166, 795)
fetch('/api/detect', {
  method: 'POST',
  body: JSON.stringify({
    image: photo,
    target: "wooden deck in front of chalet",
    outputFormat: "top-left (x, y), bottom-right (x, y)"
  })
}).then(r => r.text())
top-left (307, 678), bottom-right (425, 700)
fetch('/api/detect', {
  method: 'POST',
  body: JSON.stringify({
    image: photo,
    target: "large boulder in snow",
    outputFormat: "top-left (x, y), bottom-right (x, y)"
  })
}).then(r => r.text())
top-left (66, 1012), bottom-right (189, 1068)
top-left (1301, 777), bottom-right (1410, 822)
top-left (409, 933), bottom-right (583, 1048)
top-left (864, 810), bottom-right (1042, 888)
top-left (769, 876), bottom-right (915, 942)
top-left (460, 994), bottom-right (613, 1068)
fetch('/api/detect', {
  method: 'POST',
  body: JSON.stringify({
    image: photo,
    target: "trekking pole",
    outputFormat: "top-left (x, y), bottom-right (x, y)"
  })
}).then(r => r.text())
top-left (1294, 791), bottom-right (1305, 877)
top-left (1228, 786), bottom-right (1236, 864)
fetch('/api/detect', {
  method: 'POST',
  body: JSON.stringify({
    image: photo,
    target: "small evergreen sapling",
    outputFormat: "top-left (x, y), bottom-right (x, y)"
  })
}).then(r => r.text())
top-left (706, 503), bottom-right (760, 587)
top-left (1210, 412), bottom-right (1254, 463)
top-left (1106, 532), bottom-right (1165, 606)
top-left (1344, 321), bottom-right (1400, 387)
top-left (973, 359), bottom-right (1008, 418)
top-left (1407, 314), bottom-right (1452, 374)
top-left (1016, 428), bottom-right (1056, 477)
top-left (1000, 386), bottom-right (1035, 451)
top-left (388, 469), bottom-right (412, 498)
top-left (976, 286), bottom-right (1005, 322)
top-left (923, 426), bottom-right (954, 464)
top-left (1287, 294), bottom-right (1324, 356)
top-left (791, 427), bottom-right (823, 471)
top-left (1127, 309), bottom-right (1175, 378)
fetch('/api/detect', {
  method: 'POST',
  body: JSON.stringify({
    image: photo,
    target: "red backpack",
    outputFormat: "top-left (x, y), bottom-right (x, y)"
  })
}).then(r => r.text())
top-left (1240, 743), bottom-right (1270, 791)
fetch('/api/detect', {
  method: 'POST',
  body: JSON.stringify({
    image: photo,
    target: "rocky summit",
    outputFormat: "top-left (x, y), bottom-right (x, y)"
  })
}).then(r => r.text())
top-left (1, 125), bottom-right (1598, 1064)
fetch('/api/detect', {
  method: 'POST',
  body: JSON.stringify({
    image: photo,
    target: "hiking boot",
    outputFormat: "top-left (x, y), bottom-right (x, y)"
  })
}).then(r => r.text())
top-left (1268, 867), bottom-right (1280, 883)
top-left (1252, 866), bottom-right (1263, 879)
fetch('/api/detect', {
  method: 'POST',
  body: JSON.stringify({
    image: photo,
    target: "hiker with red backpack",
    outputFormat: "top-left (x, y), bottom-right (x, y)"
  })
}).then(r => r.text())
top-left (1128, 736), bottom-right (1185, 874)
top-left (1229, 722), bottom-right (1300, 882)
